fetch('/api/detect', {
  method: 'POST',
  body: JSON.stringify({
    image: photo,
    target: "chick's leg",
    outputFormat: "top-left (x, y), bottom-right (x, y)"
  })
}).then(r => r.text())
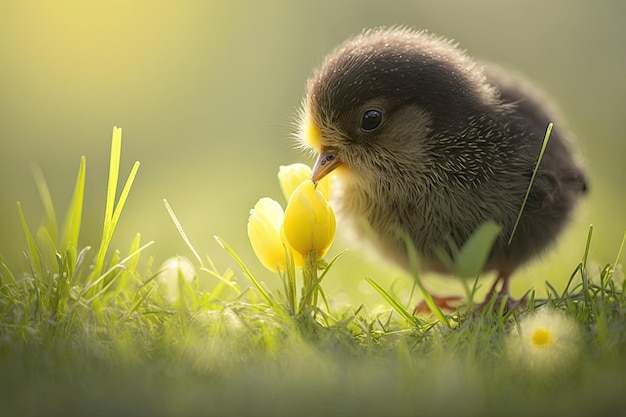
top-left (479, 271), bottom-right (527, 311)
top-left (414, 272), bottom-right (527, 315)
top-left (414, 295), bottom-right (463, 314)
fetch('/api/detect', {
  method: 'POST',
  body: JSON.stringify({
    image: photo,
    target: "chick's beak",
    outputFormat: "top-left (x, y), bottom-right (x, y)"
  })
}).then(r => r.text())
top-left (311, 148), bottom-right (341, 185)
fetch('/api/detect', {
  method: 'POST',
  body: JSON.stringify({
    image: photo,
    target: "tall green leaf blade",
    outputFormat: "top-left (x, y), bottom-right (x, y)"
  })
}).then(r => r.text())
top-left (32, 164), bottom-right (58, 245)
top-left (366, 277), bottom-right (417, 325)
top-left (454, 221), bottom-right (501, 278)
top-left (108, 161), bottom-right (140, 240)
top-left (104, 127), bottom-right (122, 234)
top-left (508, 123), bottom-right (552, 244)
top-left (17, 202), bottom-right (44, 278)
top-left (214, 236), bottom-right (279, 311)
top-left (61, 156), bottom-right (86, 253)
top-left (91, 127), bottom-right (139, 285)
top-left (164, 199), bottom-right (204, 267)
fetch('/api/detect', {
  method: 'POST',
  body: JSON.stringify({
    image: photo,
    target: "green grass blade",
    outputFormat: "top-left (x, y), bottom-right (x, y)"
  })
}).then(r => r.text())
top-left (36, 226), bottom-right (57, 268)
top-left (401, 231), bottom-right (451, 328)
top-left (82, 266), bottom-right (123, 304)
top-left (125, 284), bottom-right (155, 318)
top-left (91, 127), bottom-right (139, 282)
top-left (61, 156), bottom-right (86, 253)
top-left (50, 254), bottom-right (73, 321)
top-left (214, 236), bottom-right (279, 310)
top-left (104, 127), bottom-right (122, 238)
top-left (0, 258), bottom-right (17, 289)
top-left (71, 246), bottom-right (93, 286)
top-left (82, 241), bottom-right (154, 302)
top-left (611, 230), bottom-right (626, 277)
top-left (317, 249), bottom-right (347, 285)
top-left (17, 202), bottom-right (44, 278)
top-left (561, 262), bottom-right (582, 299)
top-left (545, 281), bottom-right (560, 299)
top-left (31, 164), bottom-right (58, 245)
top-left (366, 277), bottom-right (417, 325)
top-left (164, 199), bottom-right (204, 268)
top-left (580, 224), bottom-right (594, 307)
top-left (508, 122), bottom-right (553, 244)
top-left (108, 161), bottom-right (140, 243)
top-left (454, 221), bottom-right (501, 278)
top-left (92, 127), bottom-right (122, 279)
top-left (199, 266), bottom-right (240, 293)
top-left (199, 268), bottom-right (241, 305)
top-left (126, 233), bottom-right (142, 277)
top-left (582, 224), bottom-right (593, 270)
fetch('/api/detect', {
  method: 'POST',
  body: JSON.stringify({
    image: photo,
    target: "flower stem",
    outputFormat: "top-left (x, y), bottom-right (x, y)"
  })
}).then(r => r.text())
top-left (300, 252), bottom-right (319, 312)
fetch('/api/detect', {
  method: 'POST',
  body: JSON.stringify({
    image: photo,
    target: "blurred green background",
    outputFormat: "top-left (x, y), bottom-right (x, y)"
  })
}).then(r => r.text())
top-left (1, 1), bottom-right (624, 305)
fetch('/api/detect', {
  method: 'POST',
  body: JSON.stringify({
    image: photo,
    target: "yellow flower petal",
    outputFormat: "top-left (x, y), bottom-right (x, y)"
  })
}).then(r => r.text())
top-left (278, 163), bottom-right (312, 202)
top-left (315, 172), bottom-right (333, 201)
top-left (247, 198), bottom-right (288, 272)
top-left (283, 181), bottom-right (336, 258)
top-left (247, 198), bottom-right (304, 271)
top-left (278, 162), bottom-right (333, 202)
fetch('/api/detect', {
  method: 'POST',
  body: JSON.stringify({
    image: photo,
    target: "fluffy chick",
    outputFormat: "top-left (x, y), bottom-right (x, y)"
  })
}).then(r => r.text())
top-left (299, 27), bottom-right (587, 307)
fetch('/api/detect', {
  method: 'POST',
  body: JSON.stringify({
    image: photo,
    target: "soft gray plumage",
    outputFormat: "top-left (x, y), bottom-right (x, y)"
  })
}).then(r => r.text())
top-left (301, 27), bottom-right (587, 306)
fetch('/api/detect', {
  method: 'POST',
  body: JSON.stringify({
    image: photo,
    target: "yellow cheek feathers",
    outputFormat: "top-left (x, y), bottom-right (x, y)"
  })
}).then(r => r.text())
top-left (301, 112), bottom-right (323, 151)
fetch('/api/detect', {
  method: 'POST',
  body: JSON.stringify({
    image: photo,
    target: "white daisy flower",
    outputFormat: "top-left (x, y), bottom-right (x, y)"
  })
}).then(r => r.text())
top-left (507, 307), bottom-right (581, 373)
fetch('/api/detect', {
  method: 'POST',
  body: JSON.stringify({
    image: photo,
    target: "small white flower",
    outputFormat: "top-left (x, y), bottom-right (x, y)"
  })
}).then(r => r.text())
top-left (157, 256), bottom-right (197, 304)
top-left (507, 307), bottom-right (581, 373)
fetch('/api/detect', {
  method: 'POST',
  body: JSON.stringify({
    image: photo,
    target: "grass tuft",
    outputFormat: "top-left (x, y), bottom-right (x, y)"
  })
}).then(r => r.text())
top-left (1, 127), bottom-right (625, 417)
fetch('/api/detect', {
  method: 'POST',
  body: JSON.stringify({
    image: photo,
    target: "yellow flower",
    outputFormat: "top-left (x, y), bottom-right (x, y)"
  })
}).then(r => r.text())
top-left (247, 198), bottom-right (303, 272)
top-left (278, 163), bottom-right (312, 201)
top-left (507, 307), bottom-right (581, 373)
top-left (283, 181), bottom-right (336, 258)
top-left (278, 163), bottom-right (332, 202)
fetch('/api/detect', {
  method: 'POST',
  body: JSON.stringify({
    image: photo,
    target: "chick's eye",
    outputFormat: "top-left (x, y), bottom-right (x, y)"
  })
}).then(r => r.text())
top-left (361, 109), bottom-right (383, 131)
